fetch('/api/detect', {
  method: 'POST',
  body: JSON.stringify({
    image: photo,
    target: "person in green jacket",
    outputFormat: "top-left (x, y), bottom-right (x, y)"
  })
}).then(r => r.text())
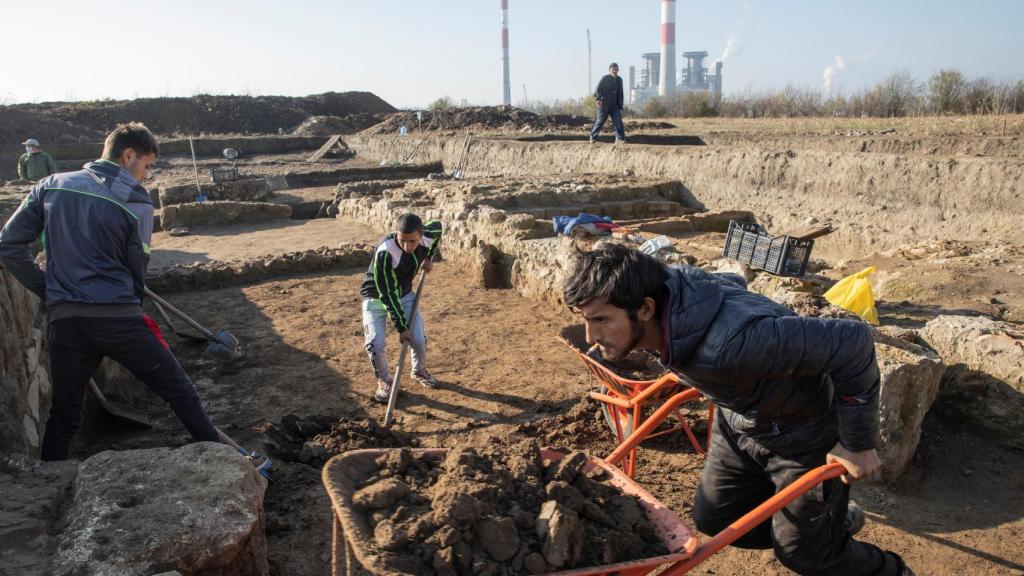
top-left (17, 138), bottom-right (57, 181)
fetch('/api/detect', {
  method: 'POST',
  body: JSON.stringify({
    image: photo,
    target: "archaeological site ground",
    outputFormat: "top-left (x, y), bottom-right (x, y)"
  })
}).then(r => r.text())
top-left (1, 98), bottom-right (1022, 575)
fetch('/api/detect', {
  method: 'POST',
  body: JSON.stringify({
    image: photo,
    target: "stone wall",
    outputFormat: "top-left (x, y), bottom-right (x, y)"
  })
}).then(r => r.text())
top-left (0, 270), bottom-right (50, 457)
top-left (147, 245), bottom-right (373, 293)
top-left (343, 135), bottom-right (1024, 259)
top-left (159, 178), bottom-right (271, 207)
top-left (160, 201), bottom-right (292, 229)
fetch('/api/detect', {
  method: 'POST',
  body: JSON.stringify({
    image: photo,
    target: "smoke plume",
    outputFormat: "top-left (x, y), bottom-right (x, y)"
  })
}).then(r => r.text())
top-left (823, 54), bottom-right (846, 95)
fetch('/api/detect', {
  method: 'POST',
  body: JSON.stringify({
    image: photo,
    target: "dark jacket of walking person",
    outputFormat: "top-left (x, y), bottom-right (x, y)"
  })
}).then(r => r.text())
top-left (590, 63), bottom-right (626, 142)
top-left (0, 123), bottom-right (226, 461)
top-left (563, 243), bottom-right (914, 576)
top-left (17, 138), bottom-right (57, 181)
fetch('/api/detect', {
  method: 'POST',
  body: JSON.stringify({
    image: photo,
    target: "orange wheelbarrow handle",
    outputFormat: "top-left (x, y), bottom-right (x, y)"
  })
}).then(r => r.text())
top-left (661, 462), bottom-right (847, 575)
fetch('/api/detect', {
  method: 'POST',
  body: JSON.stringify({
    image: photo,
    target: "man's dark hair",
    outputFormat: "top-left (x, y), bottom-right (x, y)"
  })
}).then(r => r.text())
top-left (396, 212), bottom-right (423, 234)
top-left (563, 243), bottom-right (668, 320)
top-left (102, 122), bottom-right (159, 161)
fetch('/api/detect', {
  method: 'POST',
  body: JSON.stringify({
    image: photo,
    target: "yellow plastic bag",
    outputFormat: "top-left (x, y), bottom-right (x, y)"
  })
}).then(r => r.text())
top-left (824, 266), bottom-right (879, 325)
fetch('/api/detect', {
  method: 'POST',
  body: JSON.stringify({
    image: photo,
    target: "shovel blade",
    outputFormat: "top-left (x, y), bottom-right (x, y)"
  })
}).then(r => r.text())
top-left (104, 400), bottom-right (153, 428)
top-left (206, 329), bottom-right (242, 359)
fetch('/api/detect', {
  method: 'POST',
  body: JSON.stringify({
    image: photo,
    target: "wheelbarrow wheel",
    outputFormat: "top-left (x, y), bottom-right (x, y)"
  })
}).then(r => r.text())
top-left (599, 383), bottom-right (636, 440)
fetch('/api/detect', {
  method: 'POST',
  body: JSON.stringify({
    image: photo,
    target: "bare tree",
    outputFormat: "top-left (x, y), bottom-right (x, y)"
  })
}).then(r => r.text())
top-left (927, 69), bottom-right (966, 114)
top-left (875, 70), bottom-right (920, 117)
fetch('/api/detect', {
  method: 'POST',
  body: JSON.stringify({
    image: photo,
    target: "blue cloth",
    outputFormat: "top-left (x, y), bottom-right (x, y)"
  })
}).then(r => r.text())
top-left (0, 160), bottom-right (155, 318)
top-left (553, 213), bottom-right (615, 236)
top-left (662, 265), bottom-right (881, 456)
top-left (591, 107), bottom-right (625, 141)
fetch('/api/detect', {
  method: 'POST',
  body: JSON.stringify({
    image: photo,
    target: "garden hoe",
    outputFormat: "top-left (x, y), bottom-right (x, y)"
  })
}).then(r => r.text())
top-left (383, 268), bottom-right (428, 428)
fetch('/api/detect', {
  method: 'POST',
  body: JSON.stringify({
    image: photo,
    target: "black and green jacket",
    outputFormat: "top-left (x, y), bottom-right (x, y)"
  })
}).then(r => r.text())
top-left (359, 221), bottom-right (442, 332)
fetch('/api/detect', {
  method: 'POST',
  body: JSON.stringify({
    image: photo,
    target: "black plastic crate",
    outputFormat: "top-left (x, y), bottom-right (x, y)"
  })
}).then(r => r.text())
top-left (722, 220), bottom-right (813, 277)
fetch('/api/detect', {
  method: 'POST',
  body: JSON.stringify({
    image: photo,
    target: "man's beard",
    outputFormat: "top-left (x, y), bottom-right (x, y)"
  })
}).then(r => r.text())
top-left (604, 318), bottom-right (645, 362)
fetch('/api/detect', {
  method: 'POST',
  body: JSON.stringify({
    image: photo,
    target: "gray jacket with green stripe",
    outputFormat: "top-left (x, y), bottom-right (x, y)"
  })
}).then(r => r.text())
top-left (0, 160), bottom-right (154, 321)
top-left (359, 221), bottom-right (442, 332)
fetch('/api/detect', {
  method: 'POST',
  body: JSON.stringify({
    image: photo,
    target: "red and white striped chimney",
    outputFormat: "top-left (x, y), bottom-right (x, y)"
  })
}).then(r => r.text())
top-left (658, 0), bottom-right (676, 96)
top-left (501, 0), bottom-right (511, 106)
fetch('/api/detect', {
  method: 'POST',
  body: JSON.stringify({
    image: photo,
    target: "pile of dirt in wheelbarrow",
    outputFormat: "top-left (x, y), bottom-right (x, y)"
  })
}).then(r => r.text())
top-left (361, 106), bottom-right (590, 135)
top-left (348, 443), bottom-right (668, 574)
top-left (558, 324), bottom-right (665, 381)
top-left (258, 413), bottom-right (419, 467)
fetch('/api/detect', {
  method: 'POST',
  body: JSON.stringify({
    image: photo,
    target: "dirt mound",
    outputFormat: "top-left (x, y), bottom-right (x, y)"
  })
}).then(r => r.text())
top-left (14, 91), bottom-right (396, 136)
top-left (291, 113), bottom-right (385, 136)
top-left (346, 444), bottom-right (668, 574)
top-left (361, 106), bottom-right (590, 135)
top-left (0, 106), bottom-right (104, 145)
top-left (627, 120), bottom-right (677, 130)
top-left (259, 413), bottom-right (419, 467)
top-left (515, 397), bottom-right (616, 456)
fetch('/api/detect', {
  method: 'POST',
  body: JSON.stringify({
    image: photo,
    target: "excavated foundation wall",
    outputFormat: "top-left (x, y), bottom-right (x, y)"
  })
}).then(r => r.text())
top-left (344, 136), bottom-right (1023, 260)
top-left (0, 271), bottom-right (50, 456)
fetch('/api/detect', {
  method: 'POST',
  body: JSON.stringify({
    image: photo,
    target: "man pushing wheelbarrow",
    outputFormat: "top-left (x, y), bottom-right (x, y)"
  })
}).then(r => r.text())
top-left (562, 243), bottom-right (913, 576)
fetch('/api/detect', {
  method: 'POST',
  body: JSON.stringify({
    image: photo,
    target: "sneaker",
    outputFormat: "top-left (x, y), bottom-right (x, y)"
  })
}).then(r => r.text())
top-left (589, 137), bottom-right (595, 144)
top-left (844, 500), bottom-right (865, 536)
top-left (412, 369), bottom-right (439, 389)
top-left (373, 378), bottom-right (393, 404)
top-left (615, 138), bottom-right (625, 144)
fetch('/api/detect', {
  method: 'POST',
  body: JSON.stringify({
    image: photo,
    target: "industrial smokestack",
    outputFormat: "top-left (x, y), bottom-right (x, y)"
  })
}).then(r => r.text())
top-left (658, 0), bottom-right (676, 96)
top-left (501, 0), bottom-right (511, 106)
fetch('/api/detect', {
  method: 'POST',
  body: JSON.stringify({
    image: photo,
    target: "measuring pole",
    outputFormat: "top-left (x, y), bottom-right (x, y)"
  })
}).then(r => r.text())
top-left (586, 28), bottom-right (592, 93)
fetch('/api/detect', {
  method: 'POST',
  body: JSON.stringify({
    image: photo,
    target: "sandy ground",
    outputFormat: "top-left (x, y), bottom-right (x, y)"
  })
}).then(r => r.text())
top-left (149, 216), bottom-right (380, 270)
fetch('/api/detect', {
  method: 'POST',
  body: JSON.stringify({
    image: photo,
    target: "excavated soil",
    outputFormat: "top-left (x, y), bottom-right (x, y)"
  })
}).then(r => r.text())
top-left (6, 91), bottom-right (395, 136)
top-left (345, 444), bottom-right (667, 575)
top-left (361, 106), bottom-right (590, 135)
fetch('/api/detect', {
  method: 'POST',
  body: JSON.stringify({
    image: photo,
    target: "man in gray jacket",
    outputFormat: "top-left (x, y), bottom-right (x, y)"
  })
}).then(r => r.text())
top-left (0, 123), bottom-right (267, 475)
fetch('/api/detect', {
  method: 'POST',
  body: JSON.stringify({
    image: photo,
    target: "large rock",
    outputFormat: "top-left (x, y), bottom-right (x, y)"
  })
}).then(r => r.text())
top-left (873, 329), bottom-right (946, 481)
top-left (918, 315), bottom-right (1024, 438)
top-left (53, 443), bottom-right (268, 576)
top-left (160, 201), bottom-right (292, 229)
top-left (0, 269), bottom-right (50, 456)
top-left (0, 455), bottom-right (79, 576)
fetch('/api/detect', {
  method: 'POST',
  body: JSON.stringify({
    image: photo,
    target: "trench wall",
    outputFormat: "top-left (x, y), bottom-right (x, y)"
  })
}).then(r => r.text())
top-left (0, 270), bottom-right (50, 456)
top-left (344, 135), bottom-right (1023, 260)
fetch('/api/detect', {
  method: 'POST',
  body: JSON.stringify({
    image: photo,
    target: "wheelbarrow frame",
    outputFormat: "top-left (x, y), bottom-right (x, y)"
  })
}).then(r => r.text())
top-left (322, 448), bottom-right (847, 575)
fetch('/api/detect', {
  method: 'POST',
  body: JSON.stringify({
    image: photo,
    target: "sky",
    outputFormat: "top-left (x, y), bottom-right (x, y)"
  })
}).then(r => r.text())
top-left (1, 0), bottom-right (1021, 109)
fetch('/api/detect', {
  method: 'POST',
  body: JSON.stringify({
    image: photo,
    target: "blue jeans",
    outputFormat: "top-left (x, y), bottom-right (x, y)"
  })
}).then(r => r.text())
top-left (590, 107), bottom-right (625, 140)
top-left (43, 316), bottom-right (220, 460)
top-left (362, 293), bottom-right (426, 381)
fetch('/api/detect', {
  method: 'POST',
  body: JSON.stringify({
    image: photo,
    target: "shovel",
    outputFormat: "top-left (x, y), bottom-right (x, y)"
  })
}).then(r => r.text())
top-left (88, 378), bottom-right (152, 428)
top-left (383, 268), bottom-right (427, 428)
top-left (144, 287), bottom-right (242, 359)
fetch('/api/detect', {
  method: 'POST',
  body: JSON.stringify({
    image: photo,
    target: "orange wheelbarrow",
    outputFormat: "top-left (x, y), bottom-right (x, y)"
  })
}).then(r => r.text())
top-left (559, 326), bottom-right (713, 478)
top-left (323, 448), bottom-right (847, 575)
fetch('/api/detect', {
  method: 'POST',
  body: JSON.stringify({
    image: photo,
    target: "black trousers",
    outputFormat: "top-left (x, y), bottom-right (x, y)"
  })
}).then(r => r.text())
top-left (42, 316), bottom-right (220, 461)
top-left (692, 411), bottom-right (904, 576)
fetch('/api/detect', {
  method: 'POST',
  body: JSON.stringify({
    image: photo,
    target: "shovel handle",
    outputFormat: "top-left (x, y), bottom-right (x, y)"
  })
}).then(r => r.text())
top-left (144, 287), bottom-right (217, 340)
top-left (383, 268), bottom-right (428, 427)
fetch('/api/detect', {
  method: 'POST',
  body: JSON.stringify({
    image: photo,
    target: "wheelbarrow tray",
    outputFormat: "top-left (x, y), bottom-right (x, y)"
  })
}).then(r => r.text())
top-left (322, 448), bottom-right (698, 576)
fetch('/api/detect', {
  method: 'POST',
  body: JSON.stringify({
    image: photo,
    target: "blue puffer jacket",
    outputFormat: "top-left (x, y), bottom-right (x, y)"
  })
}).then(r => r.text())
top-left (0, 160), bottom-right (154, 320)
top-left (662, 266), bottom-right (880, 455)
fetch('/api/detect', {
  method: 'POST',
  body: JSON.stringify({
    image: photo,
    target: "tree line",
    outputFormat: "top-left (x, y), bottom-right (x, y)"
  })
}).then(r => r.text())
top-left (522, 69), bottom-right (1024, 118)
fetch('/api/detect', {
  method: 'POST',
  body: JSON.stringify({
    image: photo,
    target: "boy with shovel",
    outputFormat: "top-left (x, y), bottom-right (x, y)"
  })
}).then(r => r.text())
top-left (0, 123), bottom-right (269, 477)
top-left (360, 212), bottom-right (442, 403)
